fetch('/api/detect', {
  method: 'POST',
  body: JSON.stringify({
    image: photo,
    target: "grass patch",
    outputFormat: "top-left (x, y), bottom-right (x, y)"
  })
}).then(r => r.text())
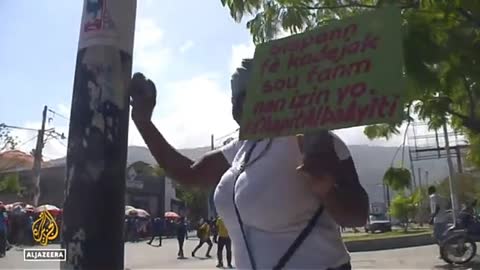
top-left (342, 228), bottom-right (432, 242)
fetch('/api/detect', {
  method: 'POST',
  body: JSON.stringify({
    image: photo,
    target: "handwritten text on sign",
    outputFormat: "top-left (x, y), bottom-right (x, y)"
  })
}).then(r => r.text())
top-left (239, 7), bottom-right (404, 140)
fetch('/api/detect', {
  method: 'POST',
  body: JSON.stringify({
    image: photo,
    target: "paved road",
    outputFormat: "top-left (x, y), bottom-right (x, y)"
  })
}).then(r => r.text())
top-left (1, 238), bottom-right (479, 269)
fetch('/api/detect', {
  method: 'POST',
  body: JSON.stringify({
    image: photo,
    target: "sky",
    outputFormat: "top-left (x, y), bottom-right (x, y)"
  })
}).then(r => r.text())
top-left (0, 0), bottom-right (410, 160)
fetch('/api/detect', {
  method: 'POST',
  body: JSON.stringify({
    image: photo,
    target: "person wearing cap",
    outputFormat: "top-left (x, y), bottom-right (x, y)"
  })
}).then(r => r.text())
top-left (129, 59), bottom-right (368, 270)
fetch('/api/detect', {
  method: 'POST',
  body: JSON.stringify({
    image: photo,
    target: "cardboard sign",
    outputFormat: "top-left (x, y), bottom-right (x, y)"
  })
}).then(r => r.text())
top-left (240, 7), bottom-right (405, 140)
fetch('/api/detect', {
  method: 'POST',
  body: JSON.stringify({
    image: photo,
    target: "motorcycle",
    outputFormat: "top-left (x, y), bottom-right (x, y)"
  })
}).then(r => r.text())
top-left (440, 206), bottom-right (480, 265)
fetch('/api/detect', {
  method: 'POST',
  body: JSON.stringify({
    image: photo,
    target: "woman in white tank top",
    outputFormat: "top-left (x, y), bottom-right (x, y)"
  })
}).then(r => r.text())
top-left (129, 59), bottom-right (369, 269)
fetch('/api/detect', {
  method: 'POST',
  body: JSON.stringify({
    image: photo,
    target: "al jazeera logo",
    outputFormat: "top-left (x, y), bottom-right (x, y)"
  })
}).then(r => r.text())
top-left (24, 211), bottom-right (66, 261)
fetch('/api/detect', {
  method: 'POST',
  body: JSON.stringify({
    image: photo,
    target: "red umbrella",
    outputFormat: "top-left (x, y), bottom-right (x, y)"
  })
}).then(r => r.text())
top-left (165, 211), bottom-right (180, 219)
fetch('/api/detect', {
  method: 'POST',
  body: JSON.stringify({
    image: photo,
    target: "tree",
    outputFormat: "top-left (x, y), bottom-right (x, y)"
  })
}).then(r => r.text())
top-left (0, 173), bottom-right (23, 194)
top-left (389, 192), bottom-right (416, 232)
top-left (175, 184), bottom-right (209, 222)
top-left (152, 165), bottom-right (165, 177)
top-left (411, 186), bottom-right (429, 224)
top-left (0, 124), bottom-right (18, 152)
top-left (436, 173), bottom-right (480, 206)
top-left (383, 167), bottom-right (411, 191)
top-left (221, 0), bottom-right (480, 163)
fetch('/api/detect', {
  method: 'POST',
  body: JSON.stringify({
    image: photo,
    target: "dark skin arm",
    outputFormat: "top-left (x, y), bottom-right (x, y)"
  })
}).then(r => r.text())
top-left (130, 73), bottom-right (230, 188)
top-left (297, 134), bottom-right (369, 228)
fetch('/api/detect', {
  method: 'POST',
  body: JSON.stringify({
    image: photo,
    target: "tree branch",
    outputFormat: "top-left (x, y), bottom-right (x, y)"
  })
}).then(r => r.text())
top-left (462, 75), bottom-right (476, 118)
top-left (446, 108), bottom-right (469, 120)
top-left (294, 3), bottom-right (377, 10)
top-left (291, 0), bottom-right (418, 11)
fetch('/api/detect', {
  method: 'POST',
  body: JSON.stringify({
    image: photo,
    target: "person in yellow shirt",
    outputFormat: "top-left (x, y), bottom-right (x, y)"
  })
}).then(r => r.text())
top-left (216, 216), bottom-right (233, 268)
top-left (192, 218), bottom-right (213, 258)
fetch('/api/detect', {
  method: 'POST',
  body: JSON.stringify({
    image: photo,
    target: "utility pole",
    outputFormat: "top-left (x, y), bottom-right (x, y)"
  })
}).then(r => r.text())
top-left (425, 170), bottom-right (429, 187)
top-left (208, 134), bottom-right (216, 219)
top-left (408, 150), bottom-right (417, 190)
top-left (61, 1), bottom-right (136, 269)
top-left (417, 167), bottom-right (422, 189)
top-left (32, 105), bottom-right (48, 206)
top-left (443, 123), bottom-right (458, 223)
top-left (455, 146), bottom-right (463, 173)
top-left (211, 134), bottom-right (215, 151)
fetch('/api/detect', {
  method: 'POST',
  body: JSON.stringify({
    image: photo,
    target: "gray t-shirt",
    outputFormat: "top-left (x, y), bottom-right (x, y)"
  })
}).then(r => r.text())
top-left (430, 194), bottom-right (449, 224)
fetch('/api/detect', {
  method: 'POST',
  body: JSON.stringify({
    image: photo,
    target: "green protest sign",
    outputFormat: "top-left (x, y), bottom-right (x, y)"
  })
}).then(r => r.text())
top-left (239, 6), bottom-right (405, 140)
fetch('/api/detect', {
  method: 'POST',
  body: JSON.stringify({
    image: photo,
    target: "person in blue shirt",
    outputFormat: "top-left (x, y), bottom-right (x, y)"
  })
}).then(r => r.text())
top-left (0, 206), bottom-right (8, 257)
top-left (176, 217), bottom-right (188, 259)
top-left (148, 217), bottom-right (163, 247)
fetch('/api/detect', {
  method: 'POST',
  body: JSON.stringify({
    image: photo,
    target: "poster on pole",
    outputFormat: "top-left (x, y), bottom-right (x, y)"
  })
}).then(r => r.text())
top-left (239, 6), bottom-right (405, 140)
top-left (78, 0), bottom-right (136, 53)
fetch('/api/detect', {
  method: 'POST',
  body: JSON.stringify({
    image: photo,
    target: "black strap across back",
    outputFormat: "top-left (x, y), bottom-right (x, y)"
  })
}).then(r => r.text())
top-left (232, 140), bottom-right (324, 270)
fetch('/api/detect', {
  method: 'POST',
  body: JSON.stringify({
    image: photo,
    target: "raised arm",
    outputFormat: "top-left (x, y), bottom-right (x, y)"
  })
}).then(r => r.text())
top-left (297, 132), bottom-right (369, 227)
top-left (130, 73), bottom-right (231, 188)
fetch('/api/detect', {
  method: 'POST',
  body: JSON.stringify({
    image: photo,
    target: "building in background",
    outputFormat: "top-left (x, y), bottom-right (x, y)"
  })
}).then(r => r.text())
top-left (0, 160), bottom-right (180, 217)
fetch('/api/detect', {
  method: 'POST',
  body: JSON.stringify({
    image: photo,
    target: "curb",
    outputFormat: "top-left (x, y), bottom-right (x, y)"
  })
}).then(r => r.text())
top-left (345, 233), bottom-right (435, 252)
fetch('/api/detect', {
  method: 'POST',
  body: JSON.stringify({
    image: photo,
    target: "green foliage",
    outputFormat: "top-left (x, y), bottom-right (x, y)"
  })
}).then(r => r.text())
top-left (389, 192), bottom-right (416, 231)
top-left (436, 173), bottom-right (480, 206)
top-left (0, 173), bottom-right (22, 193)
top-left (152, 165), bottom-right (165, 177)
top-left (411, 186), bottom-right (431, 223)
top-left (364, 124), bottom-right (401, 140)
top-left (175, 184), bottom-right (209, 221)
top-left (0, 124), bottom-right (18, 151)
top-left (128, 161), bottom-right (157, 176)
top-left (221, 1), bottom-right (480, 165)
top-left (383, 167), bottom-right (412, 191)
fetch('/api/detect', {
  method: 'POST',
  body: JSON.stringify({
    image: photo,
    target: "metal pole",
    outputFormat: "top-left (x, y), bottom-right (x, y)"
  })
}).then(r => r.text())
top-left (408, 150), bottom-right (416, 190)
top-left (443, 123), bottom-right (458, 223)
top-left (61, 1), bottom-right (136, 269)
top-left (208, 134), bottom-right (216, 219)
top-left (211, 134), bottom-right (215, 151)
top-left (455, 146), bottom-right (463, 173)
top-left (425, 170), bottom-right (429, 186)
top-left (417, 167), bottom-right (422, 188)
top-left (32, 105), bottom-right (48, 206)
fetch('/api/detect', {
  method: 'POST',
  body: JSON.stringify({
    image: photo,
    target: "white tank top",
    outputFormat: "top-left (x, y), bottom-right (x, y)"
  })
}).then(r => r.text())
top-left (214, 136), bottom-right (350, 269)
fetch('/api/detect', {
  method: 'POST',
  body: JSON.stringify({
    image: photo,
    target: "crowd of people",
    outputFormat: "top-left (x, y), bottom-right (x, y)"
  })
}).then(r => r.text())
top-left (122, 213), bottom-right (233, 268)
top-left (0, 203), bottom-right (63, 258)
top-left (1, 203), bottom-right (232, 267)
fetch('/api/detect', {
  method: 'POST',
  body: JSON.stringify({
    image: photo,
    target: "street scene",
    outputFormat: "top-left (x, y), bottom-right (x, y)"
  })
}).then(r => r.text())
top-left (1, 237), bottom-right (479, 269)
top-left (2, 0), bottom-right (480, 269)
